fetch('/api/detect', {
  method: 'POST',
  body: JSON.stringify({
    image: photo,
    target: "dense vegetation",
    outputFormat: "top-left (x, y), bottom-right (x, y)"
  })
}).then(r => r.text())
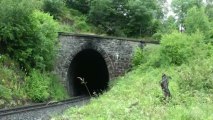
top-left (1, 0), bottom-right (213, 119)
top-left (55, 33), bottom-right (213, 119)
top-left (0, 0), bottom-right (66, 108)
top-left (0, 0), bottom-right (165, 107)
top-left (52, 0), bottom-right (213, 119)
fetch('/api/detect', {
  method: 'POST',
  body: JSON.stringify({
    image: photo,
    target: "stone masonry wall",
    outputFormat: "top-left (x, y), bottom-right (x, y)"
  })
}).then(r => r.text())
top-left (55, 33), bottom-right (143, 89)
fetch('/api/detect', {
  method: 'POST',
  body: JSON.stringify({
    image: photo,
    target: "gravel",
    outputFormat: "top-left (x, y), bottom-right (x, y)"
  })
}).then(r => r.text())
top-left (0, 99), bottom-right (89, 120)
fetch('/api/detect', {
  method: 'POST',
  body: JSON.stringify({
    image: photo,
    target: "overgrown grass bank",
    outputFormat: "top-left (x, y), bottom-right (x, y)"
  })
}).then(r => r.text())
top-left (0, 56), bottom-right (68, 108)
top-left (54, 32), bottom-right (213, 120)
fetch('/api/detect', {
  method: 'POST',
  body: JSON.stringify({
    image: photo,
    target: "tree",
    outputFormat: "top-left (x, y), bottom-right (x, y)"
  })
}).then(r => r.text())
top-left (205, 2), bottom-right (213, 21)
top-left (0, 0), bottom-right (36, 59)
top-left (184, 7), bottom-right (210, 35)
top-left (66, 0), bottom-right (92, 14)
top-left (172, 0), bottom-right (203, 24)
top-left (126, 0), bottom-right (159, 36)
top-left (89, 0), bottom-right (131, 36)
top-left (88, 0), bottom-right (161, 37)
top-left (29, 10), bottom-right (59, 71)
top-left (160, 16), bottom-right (178, 34)
top-left (157, 0), bottom-right (169, 18)
top-left (43, 0), bottom-right (66, 19)
top-left (0, 0), bottom-right (59, 71)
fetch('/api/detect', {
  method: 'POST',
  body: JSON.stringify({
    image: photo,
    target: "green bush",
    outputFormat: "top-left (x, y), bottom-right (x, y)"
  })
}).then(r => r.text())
top-left (206, 27), bottom-right (213, 43)
top-left (152, 32), bottom-right (162, 41)
top-left (71, 16), bottom-right (92, 33)
top-left (0, 84), bottom-right (12, 101)
top-left (144, 45), bottom-right (161, 68)
top-left (177, 43), bottom-right (213, 92)
top-left (43, 0), bottom-right (66, 19)
top-left (132, 45), bottom-right (162, 68)
top-left (26, 70), bottom-right (51, 102)
top-left (0, 0), bottom-right (59, 72)
top-left (0, 0), bottom-right (35, 54)
top-left (132, 47), bottom-right (144, 67)
top-left (66, 0), bottom-right (91, 14)
top-left (185, 7), bottom-right (210, 35)
top-left (178, 59), bottom-right (213, 92)
top-left (0, 56), bottom-right (27, 108)
top-left (29, 10), bottom-right (59, 71)
top-left (49, 75), bottom-right (68, 100)
top-left (26, 70), bottom-right (68, 102)
top-left (160, 32), bottom-right (203, 66)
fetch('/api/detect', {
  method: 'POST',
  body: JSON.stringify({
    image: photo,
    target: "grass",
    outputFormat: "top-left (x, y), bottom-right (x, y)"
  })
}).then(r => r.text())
top-left (53, 43), bottom-right (213, 120)
top-left (58, 8), bottom-right (95, 34)
top-left (0, 56), bottom-right (27, 108)
top-left (0, 55), bottom-right (68, 108)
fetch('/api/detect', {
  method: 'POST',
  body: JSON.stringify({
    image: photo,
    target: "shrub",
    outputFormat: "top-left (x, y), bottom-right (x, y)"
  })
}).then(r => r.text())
top-left (176, 43), bottom-right (213, 92)
top-left (177, 56), bottom-right (213, 92)
top-left (206, 27), bottom-right (213, 43)
top-left (160, 32), bottom-right (203, 66)
top-left (185, 7), bottom-right (210, 35)
top-left (132, 45), bottom-right (162, 68)
top-left (144, 45), bottom-right (161, 68)
top-left (132, 47), bottom-right (144, 67)
top-left (0, 55), bottom-right (27, 107)
top-left (0, 0), bottom-right (59, 72)
top-left (26, 70), bottom-right (51, 102)
top-left (0, 0), bottom-right (35, 55)
top-left (72, 16), bottom-right (91, 32)
top-left (29, 10), bottom-right (59, 71)
top-left (0, 85), bottom-right (12, 101)
top-left (26, 70), bottom-right (68, 102)
top-left (49, 75), bottom-right (68, 100)
top-left (66, 0), bottom-right (91, 14)
top-left (43, 0), bottom-right (66, 19)
top-left (152, 32), bottom-right (162, 41)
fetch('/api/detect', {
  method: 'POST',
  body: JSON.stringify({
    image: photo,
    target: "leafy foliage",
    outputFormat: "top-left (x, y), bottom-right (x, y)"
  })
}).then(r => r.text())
top-left (132, 47), bottom-right (144, 67)
top-left (0, 0), bottom-right (59, 72)
top-left (132, 45), bottom-right (161, 68)
top-left (184, 7), bottom-right (210, 35)
top-left (49, 75), bottom-right (68, 100)
top-left (178, 57), bottom-right (213, 92)
top-left (26, 70), bottom-right (68, 102)
top-left (0, 0), bottom-right (35, 54)
top-left (205, 4), bottom-right (213, 21)
top-left (29, 10), bottom-right (59, 71)
top-left (88, 0), bottom-right (161, 37)
top-left (26, 70), bottom-right (50, 102)
top-left (43, 0), bottom-right (66, 19)
top-left (66, 0), bottom-right (91, 14)
top-left (171, 0), bottom-right (203, 23)
top-left (0, 55), bottom-right (27, 107)
top-left (159, 16), bottom-right (178, 34)
top-left (160, 32), bottom-right (203, 65)
top-left (0, 0), bottom-right (67, 107)
top-left (69, 15), bottom-right (92, 33)
top-left (55, 38), bottom-right (213, 119)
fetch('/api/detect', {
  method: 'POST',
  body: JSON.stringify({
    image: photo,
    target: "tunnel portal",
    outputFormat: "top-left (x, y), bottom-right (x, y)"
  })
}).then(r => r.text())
top-left (68, 49), bottom-right (109, 96)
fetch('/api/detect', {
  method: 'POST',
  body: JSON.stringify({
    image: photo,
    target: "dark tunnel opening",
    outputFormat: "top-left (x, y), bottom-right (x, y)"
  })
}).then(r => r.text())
top-left (68, 49), bottom-right (109, 96)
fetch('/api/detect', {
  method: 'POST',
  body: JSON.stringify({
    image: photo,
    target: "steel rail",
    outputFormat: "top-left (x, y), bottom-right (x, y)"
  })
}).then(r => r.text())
top-left (0, 96), bottom-right (89, 117)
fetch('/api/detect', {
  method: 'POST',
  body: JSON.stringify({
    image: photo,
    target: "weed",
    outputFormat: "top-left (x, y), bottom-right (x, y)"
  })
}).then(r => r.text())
top-left (77, 77), bottom-right (92, 97)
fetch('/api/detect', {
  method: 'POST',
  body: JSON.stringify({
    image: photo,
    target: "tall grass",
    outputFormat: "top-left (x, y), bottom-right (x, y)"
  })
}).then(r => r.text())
top-left (54, 32), bottom-right (213, 120)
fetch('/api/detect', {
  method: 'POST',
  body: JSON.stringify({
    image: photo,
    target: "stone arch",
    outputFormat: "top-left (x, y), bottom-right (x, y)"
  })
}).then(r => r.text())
top-left (66, 42), bottom-right (114, 96)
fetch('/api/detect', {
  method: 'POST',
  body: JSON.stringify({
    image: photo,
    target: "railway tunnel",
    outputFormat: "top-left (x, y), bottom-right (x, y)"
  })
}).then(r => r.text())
top-left (68, 49), bottom-right (109, 96)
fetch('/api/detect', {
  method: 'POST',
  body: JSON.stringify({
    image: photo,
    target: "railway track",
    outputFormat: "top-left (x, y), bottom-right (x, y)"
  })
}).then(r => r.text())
top-left (0, 96), bottom-right (90, 120)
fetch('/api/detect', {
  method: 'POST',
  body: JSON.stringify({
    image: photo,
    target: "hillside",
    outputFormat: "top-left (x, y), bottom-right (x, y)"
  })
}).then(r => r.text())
top-left (54, 32), bottom-right (213, 120)
top-left (0, 0), bottom-right (90, 108)
top-left (0, 0), bottom-right (162, 108)
top-left (1, 0), bottom-right (213, 115)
